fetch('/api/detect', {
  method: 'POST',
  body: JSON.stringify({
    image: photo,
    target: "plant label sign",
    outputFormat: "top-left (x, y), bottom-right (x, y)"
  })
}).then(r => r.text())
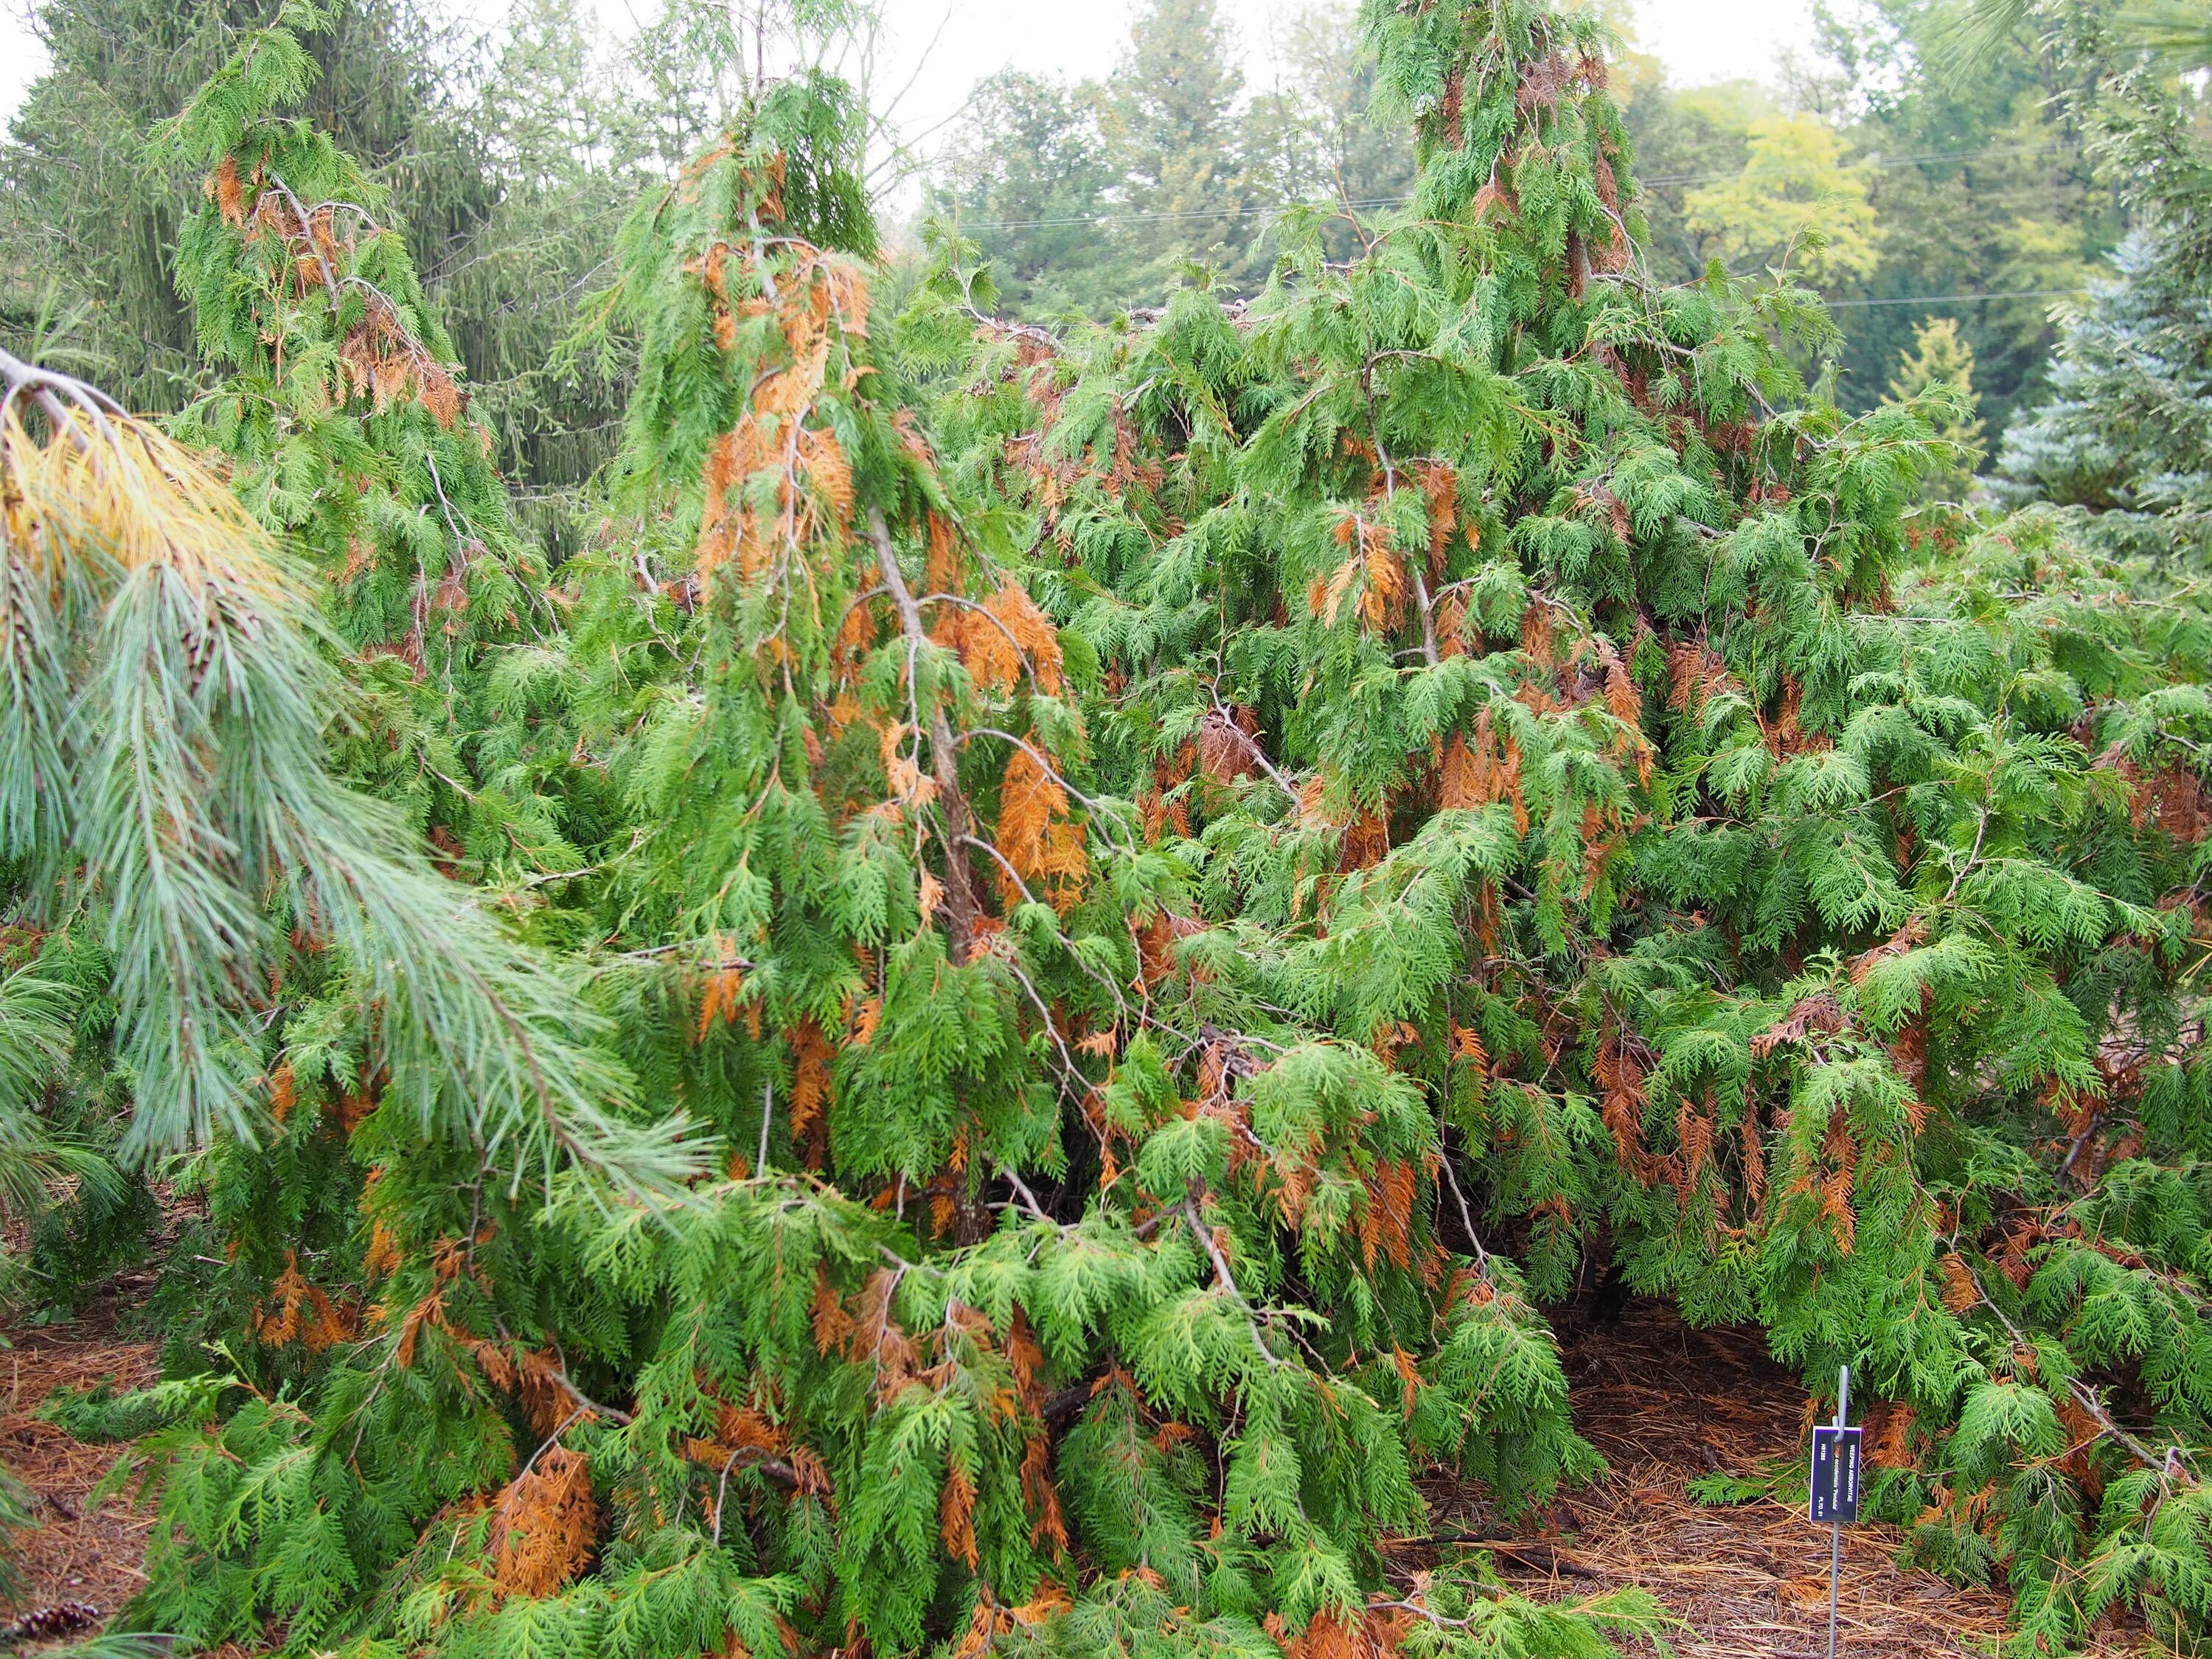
top-left (1809, 1425), bottom-right (1863, 1524)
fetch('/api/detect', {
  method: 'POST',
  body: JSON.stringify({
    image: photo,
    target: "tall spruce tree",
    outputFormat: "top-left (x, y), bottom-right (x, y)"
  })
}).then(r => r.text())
top-left (1999, 232), bottom-right (2212, 547)
top-left (0, 0), bottom-right (494, 414)
top-left (1109, 0), bottom-right (1251, 282)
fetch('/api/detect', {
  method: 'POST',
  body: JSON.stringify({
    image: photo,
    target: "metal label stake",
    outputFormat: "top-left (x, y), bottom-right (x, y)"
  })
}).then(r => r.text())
top-left (1808, 1364), bottom-right (1863, 1659)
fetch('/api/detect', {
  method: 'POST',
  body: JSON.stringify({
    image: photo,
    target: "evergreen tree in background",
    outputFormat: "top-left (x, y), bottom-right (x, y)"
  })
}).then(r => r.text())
top-left (934, 72), bottom-right (1124, 314)
top-left (425, 0), bottom-right (641, 521)
top-left (0, 0), bottom-right (732, 534)
top-left (1888, 315), bottom-right (1986, 500)
top-left (935, 0), bottom-right (1414, 317)
top-left (1615, 0), bottom-right (2115, 430)
top-left (151, 0), bottom-right (614, 880)
top-left (1999, 231), bottom-right (2212, 548)
top-left (1107, 0), bottom-right (1251, 283)
top-left (1974, 0), bottom-right (2212, 555)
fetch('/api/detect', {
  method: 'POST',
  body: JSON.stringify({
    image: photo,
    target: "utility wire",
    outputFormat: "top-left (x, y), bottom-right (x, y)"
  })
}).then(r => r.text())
top-left (1641, 138), bottom-right (2067, 189)
top-left (950, 138), bottom-right (2073, 234)
top-left (1826, 288), bottom-right (2081, 307)
top-left (952, 196), bottom-right (1405, 232)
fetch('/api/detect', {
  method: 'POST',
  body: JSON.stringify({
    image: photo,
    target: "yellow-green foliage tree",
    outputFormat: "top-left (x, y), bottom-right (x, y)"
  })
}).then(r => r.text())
top-left (1886, 316), bottom-right (1986, 500)
top-left (1677, 86), bottom-right (1880, 284)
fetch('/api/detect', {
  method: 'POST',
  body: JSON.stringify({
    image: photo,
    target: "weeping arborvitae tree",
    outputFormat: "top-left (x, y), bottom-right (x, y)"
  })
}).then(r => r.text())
top-left (902, 0), bottom-right (2212, 1644)
top-left (0, 0), bottom-right (497, 414)
top-left (97, 26), bottom-right (1649, 1659)
top-left (16, 2), bottom-right (700, 1408)
top-left (159, 10), bottom-right (530, 672)
top-left (153, 0), bottom-right (627, 886)
top-left (0, 12), bottom-right (700, 1614)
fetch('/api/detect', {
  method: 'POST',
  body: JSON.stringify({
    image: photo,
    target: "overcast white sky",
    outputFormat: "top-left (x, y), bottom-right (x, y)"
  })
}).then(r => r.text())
top-left (1, 0), bottom-right (1816, 167)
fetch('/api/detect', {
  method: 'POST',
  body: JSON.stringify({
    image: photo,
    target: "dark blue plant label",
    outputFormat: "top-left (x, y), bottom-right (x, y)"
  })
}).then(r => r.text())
top-left (1809, 1425), bottom-right (1863, 1524)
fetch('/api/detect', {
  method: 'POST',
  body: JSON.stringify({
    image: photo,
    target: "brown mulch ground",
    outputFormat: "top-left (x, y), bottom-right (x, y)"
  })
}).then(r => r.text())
top-left (1, 1293), bottom-right (159, 1646)
top-left (0, 1280), bottom-right (2160, 1656)
top-left (1416, 1301), bottom-right (2146, 1658)
top-left (0, 1236), bottom-right (164, 1653)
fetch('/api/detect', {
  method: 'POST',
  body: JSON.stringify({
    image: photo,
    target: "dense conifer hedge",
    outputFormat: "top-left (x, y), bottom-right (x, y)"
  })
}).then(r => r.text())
top-left (3, 0), bottom-right (2211, 1653)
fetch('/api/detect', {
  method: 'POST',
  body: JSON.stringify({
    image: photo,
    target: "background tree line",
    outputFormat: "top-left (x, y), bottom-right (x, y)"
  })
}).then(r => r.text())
top-left (937, 0), bottom-right (2132, 444)
top-left (2, 0), bottom-right (2191, 498)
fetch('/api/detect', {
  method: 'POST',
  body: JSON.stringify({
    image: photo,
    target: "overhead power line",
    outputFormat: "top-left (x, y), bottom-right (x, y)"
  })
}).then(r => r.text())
top-left (955, 196), bottom-right (1405, 233)
top-left (952, 137), bottom-right (2074, 234)
top-left (1826, 288), bottom-right (2081, 307)
top-left (1638, 139), bottom-right (2067, 190)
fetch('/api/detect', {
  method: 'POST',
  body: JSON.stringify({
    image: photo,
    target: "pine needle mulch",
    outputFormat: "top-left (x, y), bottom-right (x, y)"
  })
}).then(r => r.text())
top-left (0, 1289), bottom-right (2163, 1657)
top-left (1410, 1302), bottom-right (2147, 1658)
top-left (1, 1298), bottom-right (159, 1643)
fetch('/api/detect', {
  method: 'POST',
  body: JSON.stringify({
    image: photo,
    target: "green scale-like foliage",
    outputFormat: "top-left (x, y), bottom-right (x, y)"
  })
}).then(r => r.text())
top-left (100, 27), bottom-right (1634, 1659)
top-left (156, 0), bottom-right (596, 883)
top-left (895, 0), bottom-right (2212, 1646)
top-left (53, 0), bottom-right (2212, 1655)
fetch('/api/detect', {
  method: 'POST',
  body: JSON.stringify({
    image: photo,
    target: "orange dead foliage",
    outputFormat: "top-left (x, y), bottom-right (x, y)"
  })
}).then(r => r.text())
top-left (1674, 1099), bottom-right (1715, 1200)
top-left (1264, 1605), bottom-right (1413, 1659)
top-left (696, 936), bottom-right (751, 1041)
top-left (1139, 744), bottom-right (1195, 843)
top-left (939, 1464), bottom-right (980, 1568)
top-left (1315, 509), bottom-right (1407, 633)
top-left (252, 1250), bottom-right (355, 1352)
top-left (1439, 708), bottom-right (1528, 833)
top-left (1357, 1160), bottom-right (1418, 1272)
top-left (1749, 992), bottom-right (1846, 1061)
top-left (957, 578), bottom-right (1065, 696)
top-left (1197, 705), bottom-right (1267, 784)
top-left (1865, 1401), bottom-right (1919, 1470)
top-left (947, 1584), bottom-right (1074, 1658)
top-left (998, 747), bottom-right (1088, 913)
top-left (1413, 459), bottom-right (1461, 580)
top-left (1740, 1094), bottom-right (1765, 1207)
top-left (692, 245), bottom-right (870, 597)
top-left (1666, 637), bottom-right (1734, 716)
top-left (1593, 1028), bottom-right (1655, 1181)
top-left (2118, 757), bottom-right (2212, 842)
top-left (268, 1059), bottom-right (296, 1124)
top-left (490, 1444), bottom-right (597, 1599)
top-left (787, 1016), bottom-right (834, 1166)
top-left (1938, 1252), bottom-right (1980, 1315)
